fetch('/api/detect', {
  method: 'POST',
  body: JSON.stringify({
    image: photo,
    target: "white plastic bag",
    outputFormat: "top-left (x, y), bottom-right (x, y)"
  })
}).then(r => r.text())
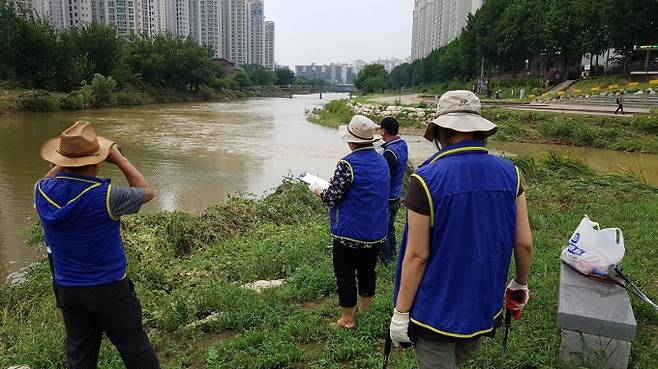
top-left (561, 215), bottom-right (625, 276)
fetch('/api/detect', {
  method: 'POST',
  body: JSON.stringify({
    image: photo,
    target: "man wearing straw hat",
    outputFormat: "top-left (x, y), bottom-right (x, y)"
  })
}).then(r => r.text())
top-left (35, 121), bottom-right (160, 368)
top-left (309, 115), bottom-right (390, 328)
top-left (388, 91), bottom-right (534, 368)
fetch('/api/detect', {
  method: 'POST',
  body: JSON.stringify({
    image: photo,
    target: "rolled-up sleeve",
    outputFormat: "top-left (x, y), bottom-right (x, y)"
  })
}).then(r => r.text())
top-left (109, 186), bottom-right (146, 217)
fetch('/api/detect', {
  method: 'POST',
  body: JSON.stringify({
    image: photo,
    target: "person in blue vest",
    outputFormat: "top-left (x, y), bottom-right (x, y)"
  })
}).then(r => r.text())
top-left (309, 115), bottom-right (390, 328)
top-left (379, 117), bottom-right (409, 264)
top-left (388, 91), bottom-right (534, 368)
top-left (35, 121), bottom-right (160, 369)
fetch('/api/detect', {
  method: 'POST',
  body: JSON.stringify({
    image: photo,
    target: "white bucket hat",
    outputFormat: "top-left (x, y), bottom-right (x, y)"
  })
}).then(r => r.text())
top-left (424, 90), bottom-right (497, 142)
top-left (338, 115), bottom-right (381, 144)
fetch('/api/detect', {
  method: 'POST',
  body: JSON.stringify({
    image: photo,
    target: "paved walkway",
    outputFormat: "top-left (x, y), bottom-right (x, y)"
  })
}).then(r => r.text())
top-left (494, 102), bottom-right (649, 116)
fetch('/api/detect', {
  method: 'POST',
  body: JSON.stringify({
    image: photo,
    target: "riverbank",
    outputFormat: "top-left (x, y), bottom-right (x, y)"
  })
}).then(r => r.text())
top-left (1, 156), bottom-right (657, 368)
top-left (308, 99), bottom-right (658, 153)
top-left (0, 86), bottom-right (292, 114)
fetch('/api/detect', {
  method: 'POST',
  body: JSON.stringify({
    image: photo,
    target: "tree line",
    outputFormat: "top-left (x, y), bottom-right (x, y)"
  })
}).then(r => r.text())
top-left (0, 2), bottom-right (295, 93)
top-left (391, 0), bottom-right (658, 89)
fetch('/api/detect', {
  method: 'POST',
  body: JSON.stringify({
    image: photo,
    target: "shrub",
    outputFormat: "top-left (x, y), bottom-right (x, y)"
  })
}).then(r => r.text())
top-left (60, 82), bottom-right (92, 110)
top-left (16, 90), bottom-right (61, 112)
top-left (116, 90), bottom-right (152, 106)
top-left (89, 74), bottom-right (118, 107)
top-left (197, 85), bottom-right (217, 101)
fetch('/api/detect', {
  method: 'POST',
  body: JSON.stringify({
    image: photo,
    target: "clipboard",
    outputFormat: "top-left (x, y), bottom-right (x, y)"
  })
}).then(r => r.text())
top-left (298, 172), bottom-right (330, 190)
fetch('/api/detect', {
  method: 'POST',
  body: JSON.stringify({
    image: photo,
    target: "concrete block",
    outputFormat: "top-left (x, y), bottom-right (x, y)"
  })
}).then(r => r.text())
top-left (560, 329), bottom-right (631, 369)
top-left (557, 263), bottom-right (636, 341)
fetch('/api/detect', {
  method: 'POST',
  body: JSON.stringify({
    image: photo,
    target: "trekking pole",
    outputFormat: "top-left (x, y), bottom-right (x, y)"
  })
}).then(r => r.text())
top-left (612, 266), bottom-right (658, 311)
top-left (500, 290), bottom-right (524, 369)
top-left (383, 331), bottom-right (392, 369)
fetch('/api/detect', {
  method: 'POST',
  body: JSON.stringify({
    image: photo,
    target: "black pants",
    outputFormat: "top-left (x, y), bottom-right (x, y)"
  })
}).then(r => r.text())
top-left (57, 278), bottom-right (160, 369)
top-left (332, 239), bottom-right (381, 308)
top-left (380, 199), bottom-right (401, 263)
top-left (615, 104), bottom-right (624, 114)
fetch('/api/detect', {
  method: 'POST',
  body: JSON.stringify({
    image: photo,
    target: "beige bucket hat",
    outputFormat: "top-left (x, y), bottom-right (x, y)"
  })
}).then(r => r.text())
top-left (424, 90), bottom-right (497, 142)
top-left (41, 121), bottom-right (114, 167)
top-left (338, 115), bottom-right (381, 144)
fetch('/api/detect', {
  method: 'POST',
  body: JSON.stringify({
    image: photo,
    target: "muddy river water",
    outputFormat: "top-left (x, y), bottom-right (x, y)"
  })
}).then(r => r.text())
top-left (1, 93), bottom-right (657, 282)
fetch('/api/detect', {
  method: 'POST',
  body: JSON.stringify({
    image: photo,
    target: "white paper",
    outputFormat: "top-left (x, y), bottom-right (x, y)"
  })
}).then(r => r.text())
top-left (298, 172), bottom-right (330, 190)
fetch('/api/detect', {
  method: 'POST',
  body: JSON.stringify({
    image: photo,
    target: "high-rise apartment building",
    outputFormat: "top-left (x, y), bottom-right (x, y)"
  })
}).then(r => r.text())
top-left (90, 0), bottom-right (106, 23)
top-left (11, 0), bottom-right (275, 67)
top-left (49, 0), bottom-right (92, 29)
top-left (104, 0), bottom-right (143, 35)
top-left (220, 0), bottom-right (247, 65)
top-left (246, 0), bottom-right (264, 66)
top-left (411, 0), bottom-right (484, 60)
top-left (263, 20), bottom-right (274, 70)
top-left (189, 0), bottom-right (222, 57)
top-left (165, 0), bottom-right (190, 37)
top-left (295, 63), bottom-right (355, 84)
top-left (10, 0), bottom-right (50, 18)
top-left (141, 0), bottom-right (166, 36)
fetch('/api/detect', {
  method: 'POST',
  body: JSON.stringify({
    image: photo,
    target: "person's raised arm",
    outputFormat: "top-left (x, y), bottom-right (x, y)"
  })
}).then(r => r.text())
top-left (105, 145), bottom-right (154, 203)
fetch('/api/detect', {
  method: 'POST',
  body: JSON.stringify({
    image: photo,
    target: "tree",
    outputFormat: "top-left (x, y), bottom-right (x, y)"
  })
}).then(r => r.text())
top-left (354, 64), bottom-right (390, 93)
top-left (274, 67), bottom-right (294, 86)
top-left (243, 65), bottom-right (275, 86)
top-left (232, 71), bottom-right (252, 88)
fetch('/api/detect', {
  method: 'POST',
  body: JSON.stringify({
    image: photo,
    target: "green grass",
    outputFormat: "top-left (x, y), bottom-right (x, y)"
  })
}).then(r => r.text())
top-left (485, 108), bottom-right (658, 153)
top-left (2, 161), bottom-right (658, 368)
top-left (309, 100), bottom-right (658, 153)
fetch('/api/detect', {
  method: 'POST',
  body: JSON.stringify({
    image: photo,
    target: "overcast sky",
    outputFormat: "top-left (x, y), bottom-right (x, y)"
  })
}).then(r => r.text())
top-left (264, 0), bottom-right (413, 68)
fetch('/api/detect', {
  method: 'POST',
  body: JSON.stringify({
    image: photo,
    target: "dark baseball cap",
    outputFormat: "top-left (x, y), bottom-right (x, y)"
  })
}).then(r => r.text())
top-left (380, 117), bottom-right (400, 135)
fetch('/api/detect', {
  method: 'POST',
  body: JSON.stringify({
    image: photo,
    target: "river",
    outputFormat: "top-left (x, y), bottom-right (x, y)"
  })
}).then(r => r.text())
top-left (1, 93), bottom-right (657, 283)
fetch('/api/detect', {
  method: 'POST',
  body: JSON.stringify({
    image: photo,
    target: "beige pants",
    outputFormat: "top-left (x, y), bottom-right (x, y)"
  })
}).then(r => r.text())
top-left (414, 336), bottom-right (483, 369)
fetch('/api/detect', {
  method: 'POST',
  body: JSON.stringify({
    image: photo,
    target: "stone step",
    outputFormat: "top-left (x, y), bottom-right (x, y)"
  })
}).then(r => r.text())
top-left (557, 263), bottom-right (636, 341)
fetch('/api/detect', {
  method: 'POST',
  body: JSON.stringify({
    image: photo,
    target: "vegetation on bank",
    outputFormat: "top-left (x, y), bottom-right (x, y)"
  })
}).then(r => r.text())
top-left (1, 157), bottom-right (658, 368)
top-left (309, 99), bottom-right (658, 153)
top-left (0, 3), bottom-right (296, 113)
top-left (0, 83), bottom-right (290, 114)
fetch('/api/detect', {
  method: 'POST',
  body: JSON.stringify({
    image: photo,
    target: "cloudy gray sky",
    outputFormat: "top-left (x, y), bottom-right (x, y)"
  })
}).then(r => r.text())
top-left (264, 0), bottom-right (413, 68)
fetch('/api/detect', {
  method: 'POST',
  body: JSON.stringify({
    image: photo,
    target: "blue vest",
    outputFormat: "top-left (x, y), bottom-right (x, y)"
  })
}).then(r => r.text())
top-left (330, 147), bottom-right (390, 243)
top-left (394, 141), bottom-right (520, 338)
top-left (35, 174), bottom-right (126, 287)
top-left (382, 138), bottom-right (409, 200)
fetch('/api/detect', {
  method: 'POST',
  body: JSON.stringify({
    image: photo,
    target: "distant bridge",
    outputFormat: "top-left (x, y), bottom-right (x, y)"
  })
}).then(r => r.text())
top-left (248, 84), bottom-right (357, 94)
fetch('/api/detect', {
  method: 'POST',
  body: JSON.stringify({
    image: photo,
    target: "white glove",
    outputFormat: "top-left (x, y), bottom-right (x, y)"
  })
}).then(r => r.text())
top-left (389, 309), bottom-right (411, 347)
top-left (308, 181), bottom-right (321, 194)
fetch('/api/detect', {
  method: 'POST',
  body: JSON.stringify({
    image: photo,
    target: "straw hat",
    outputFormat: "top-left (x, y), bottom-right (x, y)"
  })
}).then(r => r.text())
top-left (41, 121), bottom-right (114, 167)
top-left (338, 115), bottom-right (380, 144)
top-left (424, 90), bottom-right (497, 142)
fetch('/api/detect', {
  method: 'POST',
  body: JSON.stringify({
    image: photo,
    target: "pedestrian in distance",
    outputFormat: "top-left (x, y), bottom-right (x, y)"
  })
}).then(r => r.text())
top-left (379, 117), bottom-right (409, 264)
top-left (309, 115), bottom-right (390, 328)
top-left (35, 121), bottom-right (160, 369)
top-left (388, 91), bottom-right (534, 369)
top-left (615, 92), bottom-right (625, 115)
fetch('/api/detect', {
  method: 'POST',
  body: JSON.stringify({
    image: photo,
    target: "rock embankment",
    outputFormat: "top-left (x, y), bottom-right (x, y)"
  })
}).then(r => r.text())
top-left (351, 103), bottom-right (437, 126)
